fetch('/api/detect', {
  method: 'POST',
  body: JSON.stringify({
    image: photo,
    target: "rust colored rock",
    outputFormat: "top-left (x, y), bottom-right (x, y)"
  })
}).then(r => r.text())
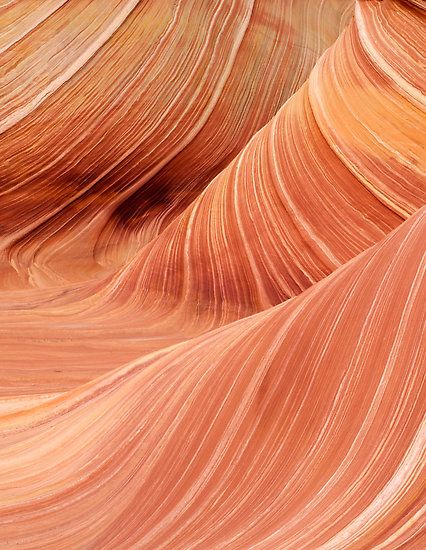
top-left (0, 0), bottom-right (424, 548)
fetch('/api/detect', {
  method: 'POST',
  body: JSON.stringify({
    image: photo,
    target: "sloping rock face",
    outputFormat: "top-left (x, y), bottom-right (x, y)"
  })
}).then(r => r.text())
top-left (0, 1), bottom-right (424, 548)
top-left (0, 0), bottom-right (354, 287)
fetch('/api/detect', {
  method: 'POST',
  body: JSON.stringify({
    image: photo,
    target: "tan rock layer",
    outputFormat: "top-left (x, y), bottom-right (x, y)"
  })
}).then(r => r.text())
top-left (0, 0), bottom-right (424, 396)
top-left (0, 205), bottom-right (424, 549)
top-left (0, 1), bottom-right (425, 546)
top-left (0, 0), bottom-right (354, 287)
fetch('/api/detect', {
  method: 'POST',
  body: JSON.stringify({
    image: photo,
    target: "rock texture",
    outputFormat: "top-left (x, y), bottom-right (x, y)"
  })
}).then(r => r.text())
top-left (0, 0), bottom-right (425, 548)
top-left (0, 0), bottom-right (353, 287)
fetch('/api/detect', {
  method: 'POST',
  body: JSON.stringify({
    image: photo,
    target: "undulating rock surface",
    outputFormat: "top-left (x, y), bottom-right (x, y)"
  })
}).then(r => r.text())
top-left (0, 0), bottom-right (424, 548)
top-left (0, 0), bottom-right (354, 287)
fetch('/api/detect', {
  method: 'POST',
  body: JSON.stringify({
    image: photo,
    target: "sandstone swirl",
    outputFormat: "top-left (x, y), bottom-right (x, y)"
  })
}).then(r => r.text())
top-left (0, 203), bottom-right (424, 549)
top-left (0, 0), bottom-right (353, 287)
top-left (0, 0), bottom-right (425, 548)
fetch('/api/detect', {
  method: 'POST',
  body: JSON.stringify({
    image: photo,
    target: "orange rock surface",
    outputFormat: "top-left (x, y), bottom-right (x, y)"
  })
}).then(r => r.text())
top-left (0, 0), bottom-right (424, 548)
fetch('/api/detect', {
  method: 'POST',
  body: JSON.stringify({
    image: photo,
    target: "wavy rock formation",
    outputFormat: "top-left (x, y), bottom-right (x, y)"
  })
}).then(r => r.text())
top-left (0, 0), bottom-right (424, 397)
top-left (0, 0), bottom-right (353, 288)
top-left (0, 0), bottom-right (425, 548)
top-left (0, 204), bottom-right (424, 549)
